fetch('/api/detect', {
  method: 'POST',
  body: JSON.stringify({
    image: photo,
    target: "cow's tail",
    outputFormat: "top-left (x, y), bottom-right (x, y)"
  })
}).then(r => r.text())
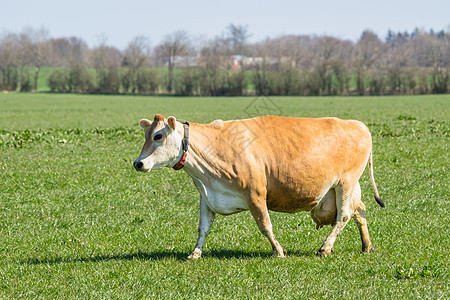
top-left (369, 150), bottom-right (385, 208)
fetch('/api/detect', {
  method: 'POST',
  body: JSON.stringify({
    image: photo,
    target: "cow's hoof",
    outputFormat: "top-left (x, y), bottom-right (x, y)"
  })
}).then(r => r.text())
top-left (187, 249), bottom-right (202, 260)
top-left (187, 253), bottom-right (201, 260)
top-left (362, 246), bottom-right (375, 253)
top-left (316, 248), bottom-right (332, 257)
top-left (273, 249), bottom-right (286, 258)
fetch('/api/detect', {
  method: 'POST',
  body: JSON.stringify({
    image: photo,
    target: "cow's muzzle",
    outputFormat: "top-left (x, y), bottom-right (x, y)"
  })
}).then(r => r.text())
top-left (133, 159), bottom-right (144, 171)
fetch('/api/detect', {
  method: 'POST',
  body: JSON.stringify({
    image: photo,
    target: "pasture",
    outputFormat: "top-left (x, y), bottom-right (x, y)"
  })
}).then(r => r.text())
top-left (0, 93), bottom-right (448, 298)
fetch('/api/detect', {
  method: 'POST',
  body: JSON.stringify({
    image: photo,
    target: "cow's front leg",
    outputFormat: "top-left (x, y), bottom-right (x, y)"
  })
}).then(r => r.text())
top-left (248, 191), bottom-right (286, 258)
top-left (187, 197), bottom-right (215, 260)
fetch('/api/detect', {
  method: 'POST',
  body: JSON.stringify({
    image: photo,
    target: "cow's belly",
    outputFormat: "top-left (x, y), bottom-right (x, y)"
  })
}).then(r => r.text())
top-left (206, 189), bottom-right (248, 215)
top-left (266, 184), bottom-right (332, 213)
top-left (267, 195), bottom-right (320, 213)
top-left (194, 177), bottom-right (249, 215)
top-left (263, 165), bottom-right (339, 213)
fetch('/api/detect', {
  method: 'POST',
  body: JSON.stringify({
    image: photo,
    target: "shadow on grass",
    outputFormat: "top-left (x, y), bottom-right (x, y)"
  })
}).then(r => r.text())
top-left (204, 249), bottom-right (272, 259)
top-left (204, 249), bottom-right (312, 259)
top-left (23, 248), bottom-right (313, 265)
top-left (23, 250), bottom-right (187, 265)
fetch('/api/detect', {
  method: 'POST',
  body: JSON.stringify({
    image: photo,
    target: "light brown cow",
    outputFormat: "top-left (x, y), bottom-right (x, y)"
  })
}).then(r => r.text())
top-left (134, 114), bottom-right (384, 259)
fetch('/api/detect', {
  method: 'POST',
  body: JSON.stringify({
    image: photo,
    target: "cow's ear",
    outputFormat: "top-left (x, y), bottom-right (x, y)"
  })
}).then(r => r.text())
top-left (140, 119), bottom-right (151, 130)
top-left (167, 116), bottom-right (176, 130)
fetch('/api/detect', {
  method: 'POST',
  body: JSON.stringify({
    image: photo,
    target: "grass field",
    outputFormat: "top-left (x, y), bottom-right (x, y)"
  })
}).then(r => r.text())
top-left (0, 93), bottom-right (449, 298)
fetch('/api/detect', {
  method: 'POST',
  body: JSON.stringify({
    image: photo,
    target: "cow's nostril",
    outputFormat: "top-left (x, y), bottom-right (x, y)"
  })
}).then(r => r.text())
top-left (134, 161), bottom-right (144, 171)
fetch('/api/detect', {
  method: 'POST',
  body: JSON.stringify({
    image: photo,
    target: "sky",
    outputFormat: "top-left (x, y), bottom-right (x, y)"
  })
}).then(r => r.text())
top-left (1, 0), bottom-right (449, 50)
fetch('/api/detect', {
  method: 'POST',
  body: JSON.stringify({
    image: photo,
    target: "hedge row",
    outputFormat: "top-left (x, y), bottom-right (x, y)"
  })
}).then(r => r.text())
top-left (44, 66), bottom-right (449, 96)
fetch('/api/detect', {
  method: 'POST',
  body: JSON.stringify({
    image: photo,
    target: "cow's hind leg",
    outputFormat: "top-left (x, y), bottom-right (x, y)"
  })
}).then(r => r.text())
top-left (247, 191), bottom-right (286, 258)
top-left (353, 201), bottom-right (375, 253)
top-left (317, 182), bottom-right (356, 256)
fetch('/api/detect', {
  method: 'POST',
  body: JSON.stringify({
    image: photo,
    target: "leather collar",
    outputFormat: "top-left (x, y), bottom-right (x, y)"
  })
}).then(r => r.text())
top-left (172, 120), bottom-right (189, 170)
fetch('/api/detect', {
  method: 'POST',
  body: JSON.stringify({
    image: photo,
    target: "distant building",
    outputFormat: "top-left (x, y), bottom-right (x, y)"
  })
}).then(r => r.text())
top-left (164, 56), bottom-right (199, 68)
top-left (163, 55), bottom-right (294, 70)
top-left (230, 55), bottom-right (243, 70)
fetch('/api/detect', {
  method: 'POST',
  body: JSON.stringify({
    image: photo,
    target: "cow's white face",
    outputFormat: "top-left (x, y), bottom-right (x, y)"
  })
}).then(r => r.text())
top-left (134, 115), bottom-right (183, 172)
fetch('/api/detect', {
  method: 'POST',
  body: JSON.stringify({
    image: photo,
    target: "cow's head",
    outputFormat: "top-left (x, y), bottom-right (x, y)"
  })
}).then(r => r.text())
top-left (133, 114), bottom-right (183, 172)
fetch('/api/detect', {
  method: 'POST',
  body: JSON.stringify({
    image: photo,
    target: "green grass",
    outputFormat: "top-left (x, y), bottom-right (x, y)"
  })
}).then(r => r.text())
top-left (0, 93), bottom-right (449, 298)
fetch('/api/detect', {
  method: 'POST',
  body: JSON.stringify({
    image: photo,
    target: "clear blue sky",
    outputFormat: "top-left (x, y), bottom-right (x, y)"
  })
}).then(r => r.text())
top-left (1, 0), bottom-right (449, 49)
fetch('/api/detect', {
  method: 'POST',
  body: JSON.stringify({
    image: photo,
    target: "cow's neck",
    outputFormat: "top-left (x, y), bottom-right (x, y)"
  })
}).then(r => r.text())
top-left (181, 123), bottom-right (232, 181)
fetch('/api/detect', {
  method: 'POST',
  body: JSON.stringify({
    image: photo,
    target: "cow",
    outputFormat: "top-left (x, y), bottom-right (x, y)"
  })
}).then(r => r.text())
top-left (133, 114), bottom-right (384, 259)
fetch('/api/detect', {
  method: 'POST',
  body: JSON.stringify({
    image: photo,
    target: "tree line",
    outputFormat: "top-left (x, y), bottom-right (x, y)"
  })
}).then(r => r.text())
top-left (0, 25), bottom-right (448, 95)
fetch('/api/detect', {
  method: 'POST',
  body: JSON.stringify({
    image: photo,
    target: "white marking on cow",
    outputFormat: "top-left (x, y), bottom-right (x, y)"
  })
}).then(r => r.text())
top-left (191, 175), bottom-right (248, 215)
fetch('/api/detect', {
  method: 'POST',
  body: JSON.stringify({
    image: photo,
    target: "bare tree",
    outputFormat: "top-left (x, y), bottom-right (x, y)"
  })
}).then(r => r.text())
top-left (200, 33), bottom-right (233, 58)
top-left (20, 27), bottom-right (51, 91)
top-left (48, 38), bottom-right (70, 66)
top-left (0, 33), bottom-right (21, 91)
top-left (354, 30), bottom-right (385, 95)
top-left (226, 23), bottom-right (251, 55)
top-left (67, 37), bottom-right (89, 68)
top-left (196, 35), bottom-right (233, 95)
top-left (155, 31), bottom-right (190, 93)
top-left (122, 36), bottom-right (150, 93)
top-left (312, 36), bottom-right (346, 94)
top-left (413, 32), bottom-right (449, 93)
top-left (384, 33), bottom-right (414, 93)
top-left (91, 36), bottom-right (122, 93)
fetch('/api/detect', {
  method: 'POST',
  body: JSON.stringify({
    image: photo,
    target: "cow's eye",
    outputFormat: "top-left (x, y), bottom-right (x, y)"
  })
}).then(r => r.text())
top-left (154, 133), bottom-right (163, 141)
